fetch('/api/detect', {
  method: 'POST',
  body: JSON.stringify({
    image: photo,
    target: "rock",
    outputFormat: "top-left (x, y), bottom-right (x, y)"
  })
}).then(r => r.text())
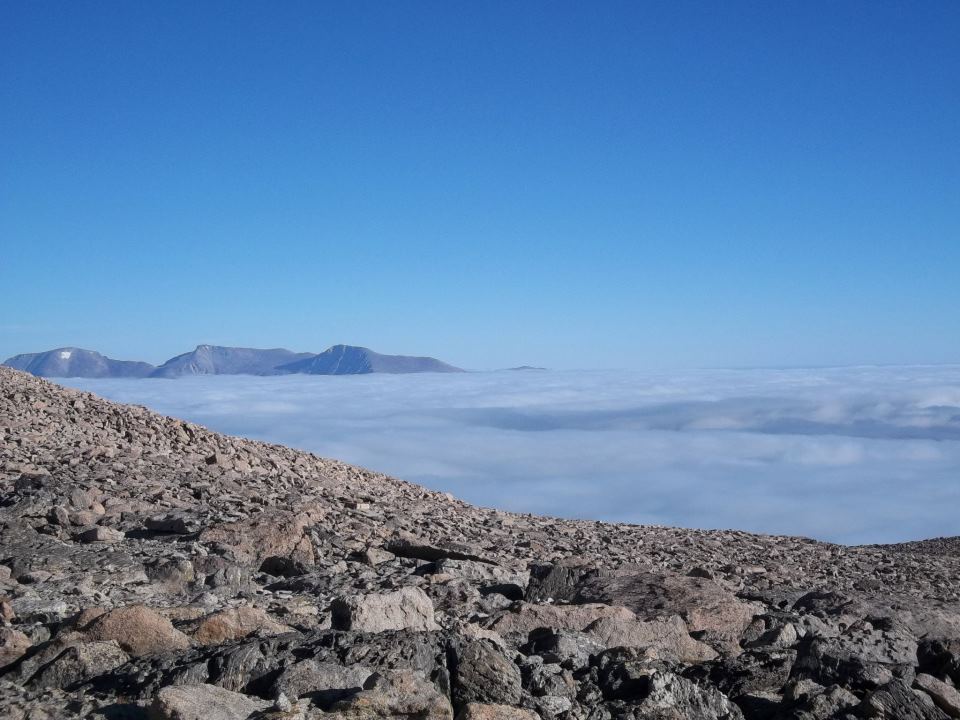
top-left (29, 640), bottom-right (129, 689)
top-left (524, 628), bottom-right (603, 668)
top-left (792, 621), bottom-right (918, 691)
top-left (329, 669), bottom-right (454, 719)
top-left (526, 562), bottom-right (605, 603)
top-left (576, 569), bottom-right (759, 653)
top-left (200, 507), bottom-right (321, 568)
top-left (145, 512), bottom-right (201, 534)
top-left (149, 683), bottom-right (270, 720)
top-left (861, 678), bottom-right (952, 719)
top-left (74, 526), bottom-right (124, 543)
top-left (361, 547), bottom-right (396, 566)
top-left (488, 602), bottom-right (635, 635)
top-left (331, 587), bottom-right (439, 633)
top-left (192, 606), bottom-right (290, 646)
top-left (386, 531), bottom-right (491, 564)
top-left (452, 639), bottom-right (522, 707)
top-left (584, 613), bottom-right (718, 663)
top-left (787, 683), bottom-right (859, 719)
top-left (916, 673), bottom-right (960, 718)
top-left (272, 659), bottom-right (372, 707)
top-left (259, 555), bottom-right (309, 578)
top-left (82, 604), bottom-right (191, 657)
top-left (147, 558), bottom-right (196, 591)
top-left (920, 638), bottom-right (960, 685)
top-left (455, 704), bottom-right (540, 720)
top-left (490, 601), bottom-right (714, 663)
top-left (640, 669), bottom-right (744, 719)
top-left (0, 628), bottom-right (31, 669)
top-left (434, 559), bottom-right (529, 589)
top-left (4, 359), bottom-right (960, 719)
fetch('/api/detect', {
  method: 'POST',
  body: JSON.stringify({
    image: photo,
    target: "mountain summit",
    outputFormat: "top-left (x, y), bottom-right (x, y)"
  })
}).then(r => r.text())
top-left (149, 345), bottom-right (314, 378)
top-left (279, 344), bottom-right (463, 375)
top-left (1, 347), bottom-right (154, 378)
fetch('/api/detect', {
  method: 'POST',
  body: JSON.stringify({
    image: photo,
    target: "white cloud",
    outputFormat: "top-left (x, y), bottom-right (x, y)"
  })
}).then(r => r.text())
top-left (59, 365), bottom-right (960, 545)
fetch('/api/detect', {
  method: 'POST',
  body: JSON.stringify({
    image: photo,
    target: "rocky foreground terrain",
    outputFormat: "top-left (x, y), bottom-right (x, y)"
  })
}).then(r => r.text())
top-left (1, 366), bottom-right (959, 719)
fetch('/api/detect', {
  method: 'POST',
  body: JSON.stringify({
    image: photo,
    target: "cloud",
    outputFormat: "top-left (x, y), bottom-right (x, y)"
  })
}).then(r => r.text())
top-left (59, 365), bottom-right (960, 545)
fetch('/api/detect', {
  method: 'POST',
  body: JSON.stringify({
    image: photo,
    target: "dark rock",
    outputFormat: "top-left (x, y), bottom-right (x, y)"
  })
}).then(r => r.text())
top-left (452, 639), bottom-right (522, 707)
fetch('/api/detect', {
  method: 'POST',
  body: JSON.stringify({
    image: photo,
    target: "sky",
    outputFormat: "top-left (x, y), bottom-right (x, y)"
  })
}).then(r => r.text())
top-left (61, 366), bottom-right (960, 544)
top-left (2, 1), bottom-right (959, 369)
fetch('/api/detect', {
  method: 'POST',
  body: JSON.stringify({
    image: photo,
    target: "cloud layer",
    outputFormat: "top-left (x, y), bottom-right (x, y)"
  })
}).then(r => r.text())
top-left (61, 366), bottom-right (960, 545)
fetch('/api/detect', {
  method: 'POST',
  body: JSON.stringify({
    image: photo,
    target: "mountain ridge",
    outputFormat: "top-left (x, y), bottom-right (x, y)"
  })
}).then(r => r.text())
top-left (2, 343), bottom-right (463, 378)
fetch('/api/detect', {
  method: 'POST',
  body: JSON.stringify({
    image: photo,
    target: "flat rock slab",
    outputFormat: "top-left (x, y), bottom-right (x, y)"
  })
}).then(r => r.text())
top-left (332, 587), bottom-right (439, 633)
top-left (149, 683), bottom-right (270, 720)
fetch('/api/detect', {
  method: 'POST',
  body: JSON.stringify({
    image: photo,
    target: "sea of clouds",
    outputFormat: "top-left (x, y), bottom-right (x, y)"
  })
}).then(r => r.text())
top-left (61, 366), bottom-right (960, 545)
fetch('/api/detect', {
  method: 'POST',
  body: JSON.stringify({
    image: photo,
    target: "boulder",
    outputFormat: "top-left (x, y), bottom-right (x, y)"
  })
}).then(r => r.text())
top-left (792, 621), bottom-right (918, 691)
top-left (434, 559), bottom-right (529, 589)
top-left (148, 683), bottom-right (270, 720)
top-left (489, 602), bottom-right (716, 662)
top-left (332, 587), bottom-right (439, 633)
top-left (452, 639), bottom-right (522, 707)
top-left (920, 638), bottom-right (960, 685)
top-left (329, 669), bottom-right (454, 719)
top-left (199, 507), bottom-right (321, 568)
top-left (524, 628), bottom-right (603, 668)
top-left (272, 659), bottom-right (372, 707)
top-left (0, 627), bottom-right (31, 668)
top-left (386, 531), bottom-right (492, 564)
top-left (456, 704), bottom-right (540, 720)
top-left (74, 526), bottom-right (124, 543)
top-left (29, 640), bottom-right (129, 689)
top-left (640, 669), bottom-right (744, 719)
top-left (192, 606), bottom-right (290, 646)
top-left (145, 511), bottom-right (201, 534)
top-left (82, 604), bottom-right (191, 657)
top-left (576, 569), bottom-right (758, 653)
top-left (916, 673), bottom-right (960, 718)
top-left (526, 562), bottom-right (606, 603)
top-left (861, 679), bottom-right (951, 719)
top-left (585, 614), bottom-right (718, 663)
top-left (488, 602), bottom-right (635, 636)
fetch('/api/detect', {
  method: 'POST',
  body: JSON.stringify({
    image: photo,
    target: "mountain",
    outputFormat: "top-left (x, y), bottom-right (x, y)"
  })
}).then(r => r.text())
top-left (1, 365), bottom-right (957, 718)
top-left (1, 347), bottom-right (154, 378)
top-left (278, 344), bottom-right (464, 374)
top-left (4, 343), bottom-right (463, 379)
top-left (149, 345), bottom-right (314, 378)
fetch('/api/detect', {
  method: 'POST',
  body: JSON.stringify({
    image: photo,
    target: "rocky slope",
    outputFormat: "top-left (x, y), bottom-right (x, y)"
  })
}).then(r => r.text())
top-left (0, 366), bottom-right (958, 720)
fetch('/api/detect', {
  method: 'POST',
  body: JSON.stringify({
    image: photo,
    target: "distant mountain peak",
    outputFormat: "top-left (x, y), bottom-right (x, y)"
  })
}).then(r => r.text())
top-left (3, 343), bottom-right (463, 378)
top-left (2, 347), bottom-right (155, 379)
top-left (279, 345), bottom-right (463, 375)
top-left (149, 345), bottom-right (314, 378)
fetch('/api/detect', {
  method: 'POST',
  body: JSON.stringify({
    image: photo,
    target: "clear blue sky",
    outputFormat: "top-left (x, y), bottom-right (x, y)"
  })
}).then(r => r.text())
top-left (2, 1), bottom-right (958, 369)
